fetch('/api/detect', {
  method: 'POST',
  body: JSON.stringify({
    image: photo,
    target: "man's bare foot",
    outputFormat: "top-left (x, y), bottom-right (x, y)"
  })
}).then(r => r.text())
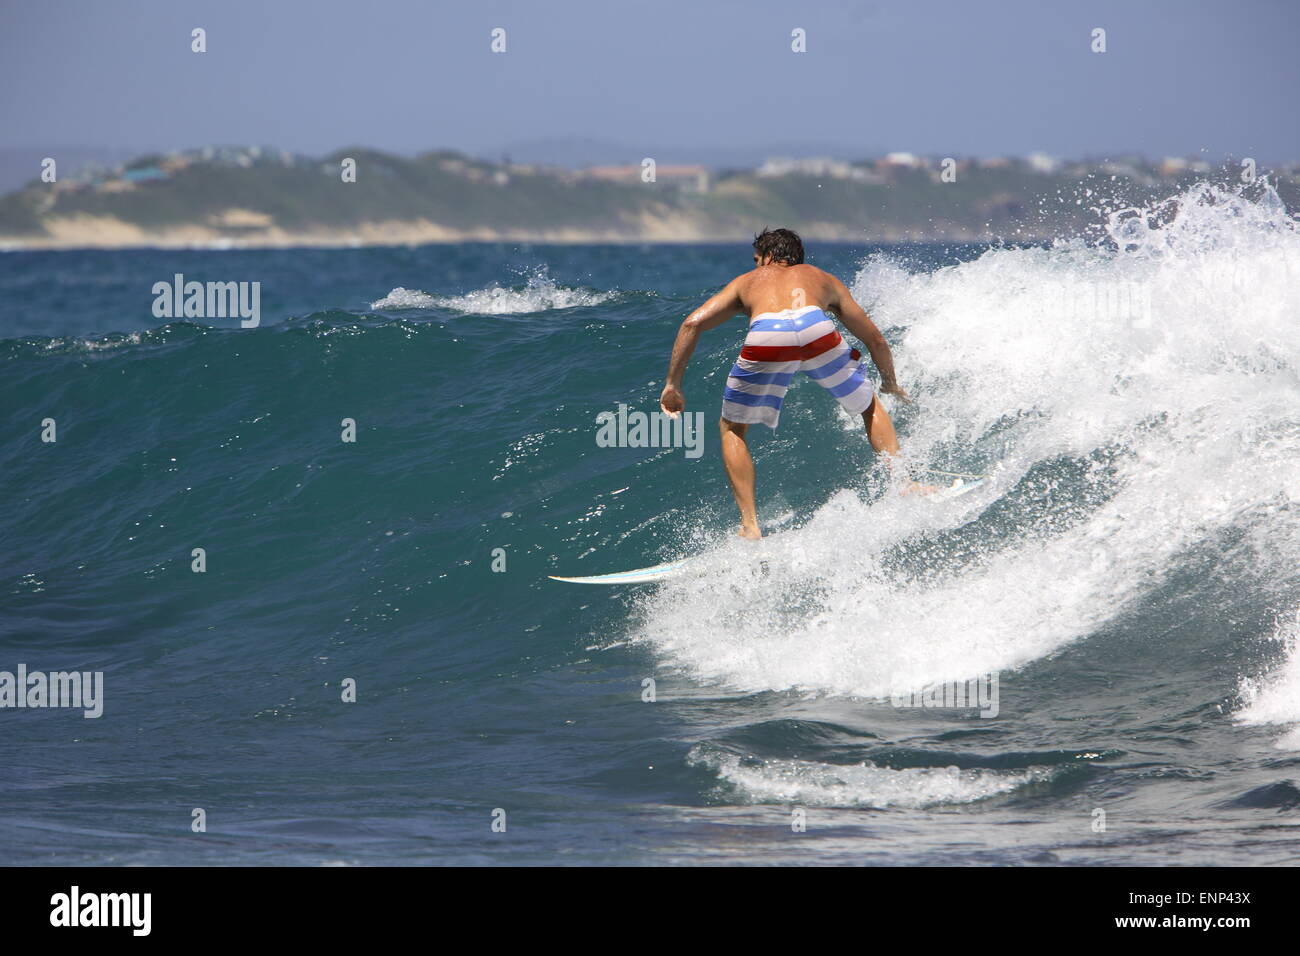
top-left (901, 480), bottom-right (940, 496)
top-left (737, 525), bottom-right (763, 540)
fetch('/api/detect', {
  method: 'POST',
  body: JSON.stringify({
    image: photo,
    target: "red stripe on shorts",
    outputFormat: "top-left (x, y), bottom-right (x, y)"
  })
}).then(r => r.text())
top-left (740, 329), bottom-right (842, 363)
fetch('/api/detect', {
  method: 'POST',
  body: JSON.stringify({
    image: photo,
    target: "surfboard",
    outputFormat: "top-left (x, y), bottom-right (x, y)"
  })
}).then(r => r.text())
top-left (934, 476), bottom-right (985, 499)
top-left (548, 477), bottom-right (986, 584)
top-left (547, 558), bottom-right (693, 585)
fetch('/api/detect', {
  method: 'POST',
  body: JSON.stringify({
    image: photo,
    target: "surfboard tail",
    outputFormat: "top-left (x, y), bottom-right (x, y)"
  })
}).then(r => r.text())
top-left (548, 559), bottom-right (692, 585)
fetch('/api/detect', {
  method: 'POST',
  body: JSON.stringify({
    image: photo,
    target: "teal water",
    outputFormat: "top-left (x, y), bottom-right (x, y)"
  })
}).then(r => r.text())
top-left (2, 187), bottom-right (1299, 864)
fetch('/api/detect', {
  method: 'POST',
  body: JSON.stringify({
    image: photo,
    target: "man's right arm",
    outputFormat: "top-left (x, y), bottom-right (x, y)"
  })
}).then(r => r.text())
top-left (826, 276), bottom-right (911, 403)
top-left (660, 279), bottom-right (744, 416)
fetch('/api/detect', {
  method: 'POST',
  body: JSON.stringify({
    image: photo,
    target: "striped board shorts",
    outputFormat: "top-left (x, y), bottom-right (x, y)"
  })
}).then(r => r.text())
top-left (721, 305), bottom-right (875, 428)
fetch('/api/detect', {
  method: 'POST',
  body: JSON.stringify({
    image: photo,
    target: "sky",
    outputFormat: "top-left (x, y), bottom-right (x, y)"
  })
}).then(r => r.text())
top-left (2, 0), bottom-right (1297, 166)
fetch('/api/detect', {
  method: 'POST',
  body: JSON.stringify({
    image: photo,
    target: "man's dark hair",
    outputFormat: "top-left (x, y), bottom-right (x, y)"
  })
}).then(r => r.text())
top-left (753, 227), bottom-right (804, 265)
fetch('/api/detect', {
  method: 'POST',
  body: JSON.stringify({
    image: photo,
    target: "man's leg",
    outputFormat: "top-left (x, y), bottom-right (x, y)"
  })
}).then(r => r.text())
top-left (862, 396), bottom-right (900, 456)
top-left (719, 417), bottom-right (762, 539)
top-left (861, 396), bottom-right (937, 493)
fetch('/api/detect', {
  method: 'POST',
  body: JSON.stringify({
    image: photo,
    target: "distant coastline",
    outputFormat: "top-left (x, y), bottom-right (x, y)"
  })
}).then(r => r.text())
top-left (0, 218), bottom-right (1022, 251)
top-left (2, 146), bottom-right (1293, 250)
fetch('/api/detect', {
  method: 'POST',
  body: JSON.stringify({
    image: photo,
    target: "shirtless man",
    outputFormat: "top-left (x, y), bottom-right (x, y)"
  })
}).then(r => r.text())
top-left (659, 228), bottom-right (913, 539)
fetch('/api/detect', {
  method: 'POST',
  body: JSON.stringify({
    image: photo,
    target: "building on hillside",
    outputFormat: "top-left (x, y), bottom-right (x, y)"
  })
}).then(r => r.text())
top-left (122, 166), bottom-right (169, 184)
top-left (1026, 152), bottom-right (1060, 174)
top-left (1158, 157), bottom-right (1190, 177)
top-left (881, 152), bottom-right (925, 168)
top-left (758, 157), bottom-right (884, 182)
top-left (583, 164), bottom-right (710, 193)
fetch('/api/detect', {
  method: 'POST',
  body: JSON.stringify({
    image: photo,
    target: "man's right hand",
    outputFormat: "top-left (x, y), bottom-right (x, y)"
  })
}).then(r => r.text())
top-left (659, 384), bottom-right (685, 418)
top-left (879, 382), bottom-right (913, 404)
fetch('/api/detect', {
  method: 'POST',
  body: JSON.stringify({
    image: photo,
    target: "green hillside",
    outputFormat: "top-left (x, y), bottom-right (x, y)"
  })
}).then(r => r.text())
top-left (1, 147), bottom-right (1292, 246)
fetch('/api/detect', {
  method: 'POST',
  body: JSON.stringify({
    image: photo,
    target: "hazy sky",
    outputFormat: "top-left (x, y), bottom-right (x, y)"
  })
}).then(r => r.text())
top-left (3, 0), bottom-right (1297, 163)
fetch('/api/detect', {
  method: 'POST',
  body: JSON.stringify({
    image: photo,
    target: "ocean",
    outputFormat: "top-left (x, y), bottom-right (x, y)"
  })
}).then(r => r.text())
top-left (1, 182), bottom-right (1298, 865)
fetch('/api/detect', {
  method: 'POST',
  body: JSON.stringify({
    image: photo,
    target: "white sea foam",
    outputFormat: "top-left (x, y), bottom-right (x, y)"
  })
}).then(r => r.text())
top-left (1237, 610), bottom-right (1300, 750)
top-left (371, 270), bottom-right (614, 313)
top-left (638, 183), bottom-right (1300, 700)
top-left (369, 286), bottom-right (438, 309)
top-left (37, 332), bottom-right (146, 352)
top-left (688, 746), bottom-right (1047, 808)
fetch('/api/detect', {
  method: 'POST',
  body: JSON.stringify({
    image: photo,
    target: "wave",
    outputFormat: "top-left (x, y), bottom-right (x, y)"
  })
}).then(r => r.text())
top-left (1237, 610), bottom-right (1300, 750)
top-left (370, 269), bottom-right (615, 314)
top-left (688, 744), bottom-right (1053, 809)
top-left (636, 182), bottom-right (1300, 700)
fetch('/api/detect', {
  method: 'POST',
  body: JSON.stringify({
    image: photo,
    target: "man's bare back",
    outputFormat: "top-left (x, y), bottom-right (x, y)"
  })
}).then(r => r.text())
top-left (659, 228), bottom-right (922, 538)
top-left (735, 261), bottom-right (848, 320)
top-left (660, 249), bottom-right (912, 420)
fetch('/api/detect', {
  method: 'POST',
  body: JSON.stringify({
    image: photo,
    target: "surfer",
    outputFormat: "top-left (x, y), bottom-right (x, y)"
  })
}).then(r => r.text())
top-left (659, 227), bottom-right (916, 539)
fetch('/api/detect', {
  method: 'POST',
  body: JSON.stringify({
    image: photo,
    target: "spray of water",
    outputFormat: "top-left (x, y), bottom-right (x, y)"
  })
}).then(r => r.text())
top-left (636, 183), bottom-right (1299, 719)
top-left (372, 268), bottom-right (613, 313)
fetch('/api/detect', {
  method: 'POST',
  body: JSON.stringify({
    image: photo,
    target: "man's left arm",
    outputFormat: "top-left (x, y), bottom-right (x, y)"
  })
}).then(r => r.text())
top-left (825, 275), bottom-right (911, 403)
top-left (660, 280), bottom-right (744, 417)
